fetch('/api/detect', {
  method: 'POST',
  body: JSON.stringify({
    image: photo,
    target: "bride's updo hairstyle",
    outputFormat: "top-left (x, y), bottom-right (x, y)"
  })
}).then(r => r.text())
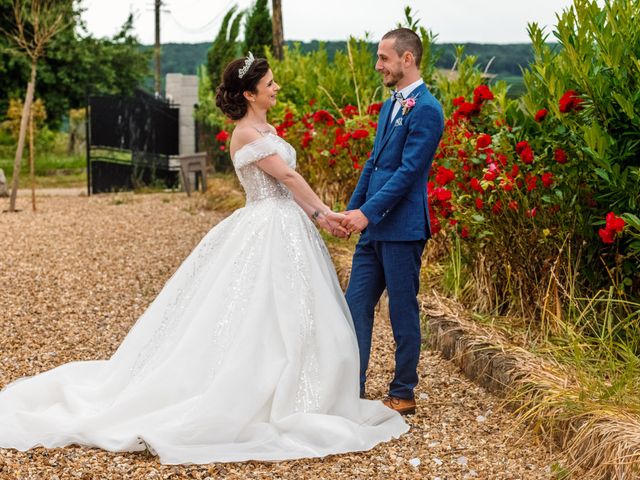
top-left (215, 56), bottom-right (270, 120)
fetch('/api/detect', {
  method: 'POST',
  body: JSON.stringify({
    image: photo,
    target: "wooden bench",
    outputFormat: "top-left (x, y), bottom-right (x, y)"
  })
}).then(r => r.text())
top-left (179, 152), bottom-right (207, 196)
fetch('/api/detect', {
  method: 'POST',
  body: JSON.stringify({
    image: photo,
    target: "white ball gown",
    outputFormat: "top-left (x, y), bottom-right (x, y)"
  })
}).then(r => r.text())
top-left (0, 133), bottom-right (408, 464)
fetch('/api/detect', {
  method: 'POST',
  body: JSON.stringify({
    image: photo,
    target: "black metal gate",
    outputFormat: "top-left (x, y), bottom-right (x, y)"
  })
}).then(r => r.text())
top-left (86, 89), bottom-right (180, 194)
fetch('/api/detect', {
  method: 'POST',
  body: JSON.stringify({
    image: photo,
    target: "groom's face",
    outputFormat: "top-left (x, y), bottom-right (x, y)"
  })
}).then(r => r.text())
top-left (376, 39), bottom-right (404, 88)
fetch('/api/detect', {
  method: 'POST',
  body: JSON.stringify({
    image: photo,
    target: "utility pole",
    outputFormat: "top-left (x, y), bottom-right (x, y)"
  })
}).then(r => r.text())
top-left (154, 0), bottom-right (161, 96)
top-left (271, 0), bottom-right (283, 60)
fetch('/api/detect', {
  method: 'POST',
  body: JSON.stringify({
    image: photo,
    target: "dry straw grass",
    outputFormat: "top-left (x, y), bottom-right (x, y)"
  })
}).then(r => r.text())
top-left (424, 293), bottom-right (640, 479)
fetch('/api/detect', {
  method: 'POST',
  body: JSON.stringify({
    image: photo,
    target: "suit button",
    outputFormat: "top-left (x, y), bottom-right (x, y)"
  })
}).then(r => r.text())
top-left (374, 167), bottom-right (378, 171)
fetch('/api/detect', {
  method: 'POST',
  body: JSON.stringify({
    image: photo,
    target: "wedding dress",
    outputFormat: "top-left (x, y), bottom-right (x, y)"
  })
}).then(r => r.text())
top-left (0, 133), bottom-right (408, 464)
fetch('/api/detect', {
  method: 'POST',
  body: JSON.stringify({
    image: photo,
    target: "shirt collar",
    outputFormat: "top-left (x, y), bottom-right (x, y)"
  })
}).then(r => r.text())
top-left (396, 78), bottom-right (424, 99)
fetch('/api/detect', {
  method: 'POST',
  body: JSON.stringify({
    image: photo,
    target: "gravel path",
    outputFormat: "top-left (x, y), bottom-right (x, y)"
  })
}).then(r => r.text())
top-left (0, 193), bottom-right (560, 479)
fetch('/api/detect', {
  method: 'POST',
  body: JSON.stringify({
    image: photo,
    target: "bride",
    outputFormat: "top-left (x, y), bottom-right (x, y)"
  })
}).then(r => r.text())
top-left (0, 54), bottom-right (408, 465)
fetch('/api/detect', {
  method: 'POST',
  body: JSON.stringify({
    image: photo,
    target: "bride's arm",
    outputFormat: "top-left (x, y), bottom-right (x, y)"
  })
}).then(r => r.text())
top-left (256, 154), bottom-right (345, 226)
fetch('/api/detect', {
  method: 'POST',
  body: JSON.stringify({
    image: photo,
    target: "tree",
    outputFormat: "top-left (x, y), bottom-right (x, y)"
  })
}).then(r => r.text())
top-left (244, 0), bottom-right (272, 57)
top-left (1, 0), bottom-right (68, 212)
top-left (271, 0), bottom-right (283, 60)
top-left (207, 6), bottom-right (244, 89)
top-left (1, 3), bottom-right (150, 129)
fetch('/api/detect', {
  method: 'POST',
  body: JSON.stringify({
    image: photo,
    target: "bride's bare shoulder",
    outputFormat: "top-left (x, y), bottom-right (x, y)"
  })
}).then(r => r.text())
top-left (230, 126), bottom-right (263, 157)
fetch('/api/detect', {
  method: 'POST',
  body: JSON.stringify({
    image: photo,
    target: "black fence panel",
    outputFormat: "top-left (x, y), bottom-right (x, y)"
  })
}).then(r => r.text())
top-left (87, 89), bottom-right (180, 194)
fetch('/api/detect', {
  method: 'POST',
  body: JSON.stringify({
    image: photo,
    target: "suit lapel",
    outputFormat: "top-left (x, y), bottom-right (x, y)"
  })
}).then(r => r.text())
top-left (377, 99), bottom-right (393, 140)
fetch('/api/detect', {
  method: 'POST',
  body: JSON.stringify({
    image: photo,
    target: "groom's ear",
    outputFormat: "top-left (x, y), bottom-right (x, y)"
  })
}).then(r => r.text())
top-left (402, 51), bottom-right (416, 68)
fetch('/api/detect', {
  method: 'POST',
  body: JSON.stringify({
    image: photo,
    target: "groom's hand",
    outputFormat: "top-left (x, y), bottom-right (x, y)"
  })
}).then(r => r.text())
top-left (341, 209), bottom-right (369, 234)
top-left (317, 212), bottom-right (349, 238)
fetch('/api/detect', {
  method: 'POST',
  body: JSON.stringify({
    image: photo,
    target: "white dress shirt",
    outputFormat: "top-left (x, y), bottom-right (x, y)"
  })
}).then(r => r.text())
top-left (390, 78), bottom-right (425, 122)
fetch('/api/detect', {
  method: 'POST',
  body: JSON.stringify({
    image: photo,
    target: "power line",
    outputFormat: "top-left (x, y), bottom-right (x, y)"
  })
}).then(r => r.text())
top-left (167, 0), bottom-right (236, 35)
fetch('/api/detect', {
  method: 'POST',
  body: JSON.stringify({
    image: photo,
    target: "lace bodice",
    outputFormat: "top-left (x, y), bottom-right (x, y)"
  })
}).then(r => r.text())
top-left (232, 134), bottom-right (297, 203)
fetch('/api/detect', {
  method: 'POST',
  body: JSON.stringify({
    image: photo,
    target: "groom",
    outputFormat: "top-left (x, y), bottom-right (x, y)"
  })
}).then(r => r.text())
top-left (341, 28), bottom-right (444, 415)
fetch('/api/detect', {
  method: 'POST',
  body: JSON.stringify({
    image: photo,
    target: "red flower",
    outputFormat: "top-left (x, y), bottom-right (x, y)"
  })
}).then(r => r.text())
top-left (473, 85), bottom-right (494, 104)
top-left (309, 98), bottom-right (317, 107)
top-left (453, 102), bottom-right (481, 123)
top-left (461, 225), bottom-right (470, 239)
top-left (215, 130), bottom-right (229, 142)
top-left (605, 212), bottom-right (625, 233)
top-left (351, 129), bottom-right (369, 140)
top-left (452, 96), bottom-right (466, 107)
top-left (541, 172), bottom-right (554, 187)
top-left (342, 104), bottom-right (358, 117)
top-left (431, 217), bottom-right (442, 235)
top-left (534, 109), bottom-right (548, 122)
top-left (516, 140), bottom-right (530, 155)
top-left (219, 145), bottom-right (226, 151)
top-left (526, 175), bottom-right (538, 191)
top-left (302, 130), bottom-right (313, 148)
top-left (475, 197), bottom-right (484, 210)
top-left (521, 148), bottom-right (534, 164)
top-left (433, 187), bottom-right (452, 201)
top-left (435, 167), bottom-right (455, 186)
top-left (484, 170), bottom-right (497, 182)
top-left (599, 228), bottom-right (616, 244)
top-left (554, 148), bottom-right (568, 164)
top-left (313, 110), bottom-right (335, 126)
top-left (476, 134), bottom-right (492, 150)
top-left (559, 90), bottom-right (584, 113)
top-left (470, 177), bottom-right (484, 193)
top-left (366, 102), bottom-right (383, 115)
top-left (526, 207), bottom-right (538, 218)
top-left (520, 146), bottom-right (534, 164)
top-left (508, 200), bottom-right (519, 211)
top-left (328, 158), bottom-right (336, 167)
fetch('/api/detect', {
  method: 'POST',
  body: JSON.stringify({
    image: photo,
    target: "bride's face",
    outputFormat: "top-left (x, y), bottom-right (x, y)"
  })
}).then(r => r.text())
top-left (375, 39), bottom-right (404, 88)
top-left (246, 69), bottom-right (280, 110)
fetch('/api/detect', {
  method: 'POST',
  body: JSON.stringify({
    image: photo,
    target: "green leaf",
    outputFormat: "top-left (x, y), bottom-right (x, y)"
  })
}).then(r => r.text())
top-left (621, 213), bottom-right (640, 230)
top-left (594, 168), bottom-right (610, 182)
top-left (613, 92), bottom-right (636, 120)
top-left (471, 214), bottom-right (486, 223)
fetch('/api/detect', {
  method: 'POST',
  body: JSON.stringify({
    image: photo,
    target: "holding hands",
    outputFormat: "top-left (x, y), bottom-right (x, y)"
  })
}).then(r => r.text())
top-left (314, 210), bottom-right (350, 238)
top-left (340, 209), bottom-right (369, 235)
top-left (313, 209), bottom-right (370, 238)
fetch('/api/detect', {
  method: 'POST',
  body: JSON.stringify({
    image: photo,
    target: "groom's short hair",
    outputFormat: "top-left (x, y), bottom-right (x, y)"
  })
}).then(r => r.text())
top-left (382, 28), bottom-right (422, 68)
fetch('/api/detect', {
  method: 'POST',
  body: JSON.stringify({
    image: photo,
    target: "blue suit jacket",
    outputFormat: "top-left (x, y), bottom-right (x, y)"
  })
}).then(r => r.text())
top-left (347, 83), bottom-right (444, 241)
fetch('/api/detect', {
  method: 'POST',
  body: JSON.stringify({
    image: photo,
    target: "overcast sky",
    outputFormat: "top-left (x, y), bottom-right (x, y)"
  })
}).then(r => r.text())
top-left (80, 0), bottom-right (576, 45)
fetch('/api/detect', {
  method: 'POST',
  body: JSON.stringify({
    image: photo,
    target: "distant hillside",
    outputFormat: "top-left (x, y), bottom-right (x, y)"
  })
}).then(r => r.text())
top-left (142, 41), bottom-right (539, 85)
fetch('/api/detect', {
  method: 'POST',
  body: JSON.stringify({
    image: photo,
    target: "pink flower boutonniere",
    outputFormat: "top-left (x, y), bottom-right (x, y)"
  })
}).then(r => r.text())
top-left (401, 97), bottom-right (416, 115)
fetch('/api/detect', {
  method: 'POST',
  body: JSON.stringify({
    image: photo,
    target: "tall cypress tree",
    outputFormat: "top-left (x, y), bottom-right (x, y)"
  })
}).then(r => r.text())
top-left (243, 0), bottom-right (272, 57)
top-left (207, 6), bottom-right (244, 88)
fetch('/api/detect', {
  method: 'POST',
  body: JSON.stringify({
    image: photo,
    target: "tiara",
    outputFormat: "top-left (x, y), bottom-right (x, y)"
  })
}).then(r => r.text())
top-left (238, 52), bottom-right (255, 79)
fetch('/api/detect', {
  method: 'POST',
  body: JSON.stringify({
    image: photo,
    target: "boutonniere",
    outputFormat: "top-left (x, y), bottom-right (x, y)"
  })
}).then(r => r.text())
top-left (401, 97), bottom-right (416, 115)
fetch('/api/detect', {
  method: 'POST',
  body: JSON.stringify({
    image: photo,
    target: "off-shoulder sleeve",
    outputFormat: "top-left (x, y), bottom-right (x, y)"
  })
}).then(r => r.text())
top-left (232, 136), bottom-right (279, 169)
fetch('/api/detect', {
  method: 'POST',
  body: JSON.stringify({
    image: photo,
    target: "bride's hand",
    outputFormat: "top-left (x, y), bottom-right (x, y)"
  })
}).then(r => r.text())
top-left (316, 213), bottom-right (349, 238)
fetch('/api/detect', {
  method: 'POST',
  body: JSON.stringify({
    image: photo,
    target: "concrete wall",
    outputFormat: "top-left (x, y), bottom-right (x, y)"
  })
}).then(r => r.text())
top-left (165, 73), bottom-right (199, 156)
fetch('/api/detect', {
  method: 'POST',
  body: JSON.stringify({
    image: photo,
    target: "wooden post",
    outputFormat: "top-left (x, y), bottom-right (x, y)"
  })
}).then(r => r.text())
top-left (8, 62), bottom-right (36, 212)
top-left (154, 0), bottom-right (161, 95)
top-left (271, 0), bottom-right (284, 60)
top-left (29, 101), bottom-right (36, 211)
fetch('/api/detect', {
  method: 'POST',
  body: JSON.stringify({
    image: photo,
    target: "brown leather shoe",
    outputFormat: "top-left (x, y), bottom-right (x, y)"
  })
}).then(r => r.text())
top-left (382, 396), bottom-right (416, 415)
